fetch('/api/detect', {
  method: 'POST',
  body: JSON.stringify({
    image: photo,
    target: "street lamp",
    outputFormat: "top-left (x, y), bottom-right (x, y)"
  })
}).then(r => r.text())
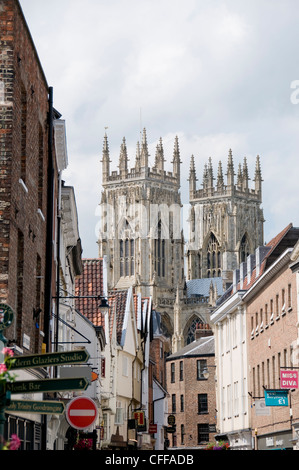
top-left (202, 365), bottom-right (217, 380)
top-left (98, 296), bottom-right (110, 316)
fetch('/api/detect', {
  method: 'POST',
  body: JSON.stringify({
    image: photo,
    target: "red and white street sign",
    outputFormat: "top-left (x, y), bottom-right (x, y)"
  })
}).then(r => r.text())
top-left (149, 424), bottom-right (157, 434)
top-left (66, 396), bottom-right (98, 430)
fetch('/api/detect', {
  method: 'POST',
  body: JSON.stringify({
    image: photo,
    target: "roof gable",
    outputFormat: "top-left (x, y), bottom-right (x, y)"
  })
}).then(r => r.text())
top-left (216, 224), bottom-right (299, 308)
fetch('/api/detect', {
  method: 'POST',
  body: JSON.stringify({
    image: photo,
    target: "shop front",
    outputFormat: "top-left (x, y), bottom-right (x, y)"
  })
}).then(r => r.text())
top-left (256, 430), bottom-right (293, 450)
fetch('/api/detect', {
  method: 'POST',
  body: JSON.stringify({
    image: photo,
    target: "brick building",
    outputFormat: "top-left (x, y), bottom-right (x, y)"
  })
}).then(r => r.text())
top-left (165, 325), bottom-right (217, 449)
top-left (0, 0), bottom-right (57, 354)
top-left (0, 0), bottom-right (67, 450)
top-left (148, 310), bottom-right (171, 450)
top-left (211, 223), bottom-right (299, 450)
top-left (244, 224), bottom-right (299, 450)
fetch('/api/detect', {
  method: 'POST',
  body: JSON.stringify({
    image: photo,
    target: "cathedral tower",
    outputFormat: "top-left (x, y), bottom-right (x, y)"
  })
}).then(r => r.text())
top-left (98, 136), bottom-right (265, 351)
top-left (187, 150), bottom-right (264, 288)
top-left (98, 130), bottom-right (185, 336)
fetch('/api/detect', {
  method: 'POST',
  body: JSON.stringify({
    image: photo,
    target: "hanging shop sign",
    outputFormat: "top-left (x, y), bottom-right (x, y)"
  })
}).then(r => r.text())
top-left (133, 410), bottom-right (146, 432)
top-left (167, 414), bottom-right (176, 426)
top-left (264, 389), bottom-right (289, 407)
top-left (280, 370), bottom-right (299, 389)
top-left (0, 304), bottom-right (14, 331)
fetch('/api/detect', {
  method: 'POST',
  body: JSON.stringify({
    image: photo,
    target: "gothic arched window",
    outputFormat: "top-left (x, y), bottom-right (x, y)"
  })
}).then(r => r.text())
top-left (185, 318), bottom-right (203, 345)
top-left (119, 238), bottom-right (135, 277)
top-left (240, 234), bottom-right (250, 263)
top-left (207, 233), bottom-right (221, 278)
top-left (154, 220), bottom-right (166, 278)
top-left (197, 253), bottom-right (201, 279)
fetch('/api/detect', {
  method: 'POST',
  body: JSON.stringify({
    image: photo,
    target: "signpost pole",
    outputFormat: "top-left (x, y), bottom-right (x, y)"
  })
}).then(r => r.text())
top-left (0, 330), bottom-right (8, 448)
top-left (0, 383), bottom-right (8, 450)
top-left (0, 304), bottom-right (14, 450)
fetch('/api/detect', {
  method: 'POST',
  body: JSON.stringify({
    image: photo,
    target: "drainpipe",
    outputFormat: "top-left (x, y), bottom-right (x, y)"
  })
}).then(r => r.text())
top-left (42, 86), bottom-right (54, 452)
top-left (44, 86), bottom-right (54, 353)
top-left (128, 353), bottom-right (138, 448)
top-left (55, 172), bottom-right (62, 358)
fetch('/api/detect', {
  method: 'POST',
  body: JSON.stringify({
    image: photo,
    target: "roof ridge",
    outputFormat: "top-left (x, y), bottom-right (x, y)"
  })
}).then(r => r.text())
top-left (265, 223), bottom-right (293, 251)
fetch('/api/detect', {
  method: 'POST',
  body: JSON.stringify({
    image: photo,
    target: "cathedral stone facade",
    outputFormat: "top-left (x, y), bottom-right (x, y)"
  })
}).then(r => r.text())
top-left (98, 130), bottom-right (264, 352)
top-left (187, 150), bottom-right (264, 289)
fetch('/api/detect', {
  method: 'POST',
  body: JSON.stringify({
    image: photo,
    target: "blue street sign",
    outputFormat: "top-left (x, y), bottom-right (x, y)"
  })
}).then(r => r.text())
top-left (264, 389), bottom-right (289, 407)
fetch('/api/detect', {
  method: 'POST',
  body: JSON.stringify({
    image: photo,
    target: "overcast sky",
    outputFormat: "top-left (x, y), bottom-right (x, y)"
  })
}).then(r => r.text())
top-left (20, 0), bottom-right (299, 258)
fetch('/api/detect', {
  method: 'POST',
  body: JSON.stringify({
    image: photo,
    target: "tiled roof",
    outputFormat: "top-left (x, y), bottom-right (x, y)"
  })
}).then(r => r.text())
top-left (75, 258), bottom-right (135, 345)
top-left (241, 223), bottom-right (295, 291)
top-left (110, 290), bottom-right (129, 345)
top-left (216, 223), bottom-right (299, 306)
top-left (133, 293), bottom-right (139, 327)
top-left (75, 258), bottom-right (105, 327)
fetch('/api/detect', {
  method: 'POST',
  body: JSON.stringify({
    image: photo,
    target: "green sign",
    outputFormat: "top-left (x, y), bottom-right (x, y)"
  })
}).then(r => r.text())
top-left (9, 349), bottom-right (90, 370)
top-left (6, 377), bottom-right (89, 394)
top-left (264, 389), bottom-right (289, 407)
top-left (7, 400), bottom-right (65, 415)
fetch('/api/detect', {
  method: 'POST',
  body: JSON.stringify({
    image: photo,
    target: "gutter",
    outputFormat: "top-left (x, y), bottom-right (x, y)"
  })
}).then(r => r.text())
top-left (41, 86), bottom-right (54, 452)
top-left (243, 248), bottom-right (293, 303)
top-left (54, 171), bottom-right (62, 356)
top-left (211, 290), bottom-right (246, 324)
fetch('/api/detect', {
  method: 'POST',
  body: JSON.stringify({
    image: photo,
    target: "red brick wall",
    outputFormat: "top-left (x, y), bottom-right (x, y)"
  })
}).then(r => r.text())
top-left (247, 261), bottom-right (299, 438)
top-left (166, 353), bottom-right (217, 448)
top-left (0, 0), bottom-right (51, 353)
top-left (150, 336), bottom-right (170, 390)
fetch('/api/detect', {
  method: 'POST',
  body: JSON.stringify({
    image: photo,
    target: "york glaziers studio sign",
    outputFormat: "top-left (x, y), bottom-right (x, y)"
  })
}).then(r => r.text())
top-left (8, 349), bottom-right (90, 370)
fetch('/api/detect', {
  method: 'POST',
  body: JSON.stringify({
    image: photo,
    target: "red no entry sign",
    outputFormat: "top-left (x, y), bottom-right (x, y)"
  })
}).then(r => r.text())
top-left (66, 396), bottom-right (98, 430)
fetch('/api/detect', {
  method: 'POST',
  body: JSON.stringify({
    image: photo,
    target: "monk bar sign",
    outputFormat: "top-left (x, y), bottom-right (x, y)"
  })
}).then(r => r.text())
top-left (6, 377), bottom-right (89, 394)
top-left (8, 349), bottom-right (90, 370)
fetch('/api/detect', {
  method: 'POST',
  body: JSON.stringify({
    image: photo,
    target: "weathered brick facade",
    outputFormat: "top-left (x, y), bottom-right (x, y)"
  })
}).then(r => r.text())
top-left (246, 249), bottom-right (299, 449)
top-left (0, 0), bottom-right (53, 353)
top-left (166, 328), bottom-right (217, 449)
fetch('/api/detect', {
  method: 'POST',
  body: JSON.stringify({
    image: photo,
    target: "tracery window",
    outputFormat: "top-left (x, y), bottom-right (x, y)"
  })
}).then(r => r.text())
top-left (207, 233), bottom-right (221, 277)
top-left (240, 234), bottom-right (250, 263)
top-left (120, 238), bottom-right (135, 277)
top-left (186, 318), bottom-right (203, 345)
top-left (154, 220), bottom-right (165, 277)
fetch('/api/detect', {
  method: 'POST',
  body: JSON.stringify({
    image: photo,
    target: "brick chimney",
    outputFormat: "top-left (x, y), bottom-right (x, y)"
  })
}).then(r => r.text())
top-left (195, 323), bottom-right (213, 340)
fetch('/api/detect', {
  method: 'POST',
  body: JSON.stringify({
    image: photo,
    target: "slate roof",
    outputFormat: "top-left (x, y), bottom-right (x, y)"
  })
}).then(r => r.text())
top-left (186, 277), bottom-right (223, 298)
top-left (167, 335), bottom-right (214, 360)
